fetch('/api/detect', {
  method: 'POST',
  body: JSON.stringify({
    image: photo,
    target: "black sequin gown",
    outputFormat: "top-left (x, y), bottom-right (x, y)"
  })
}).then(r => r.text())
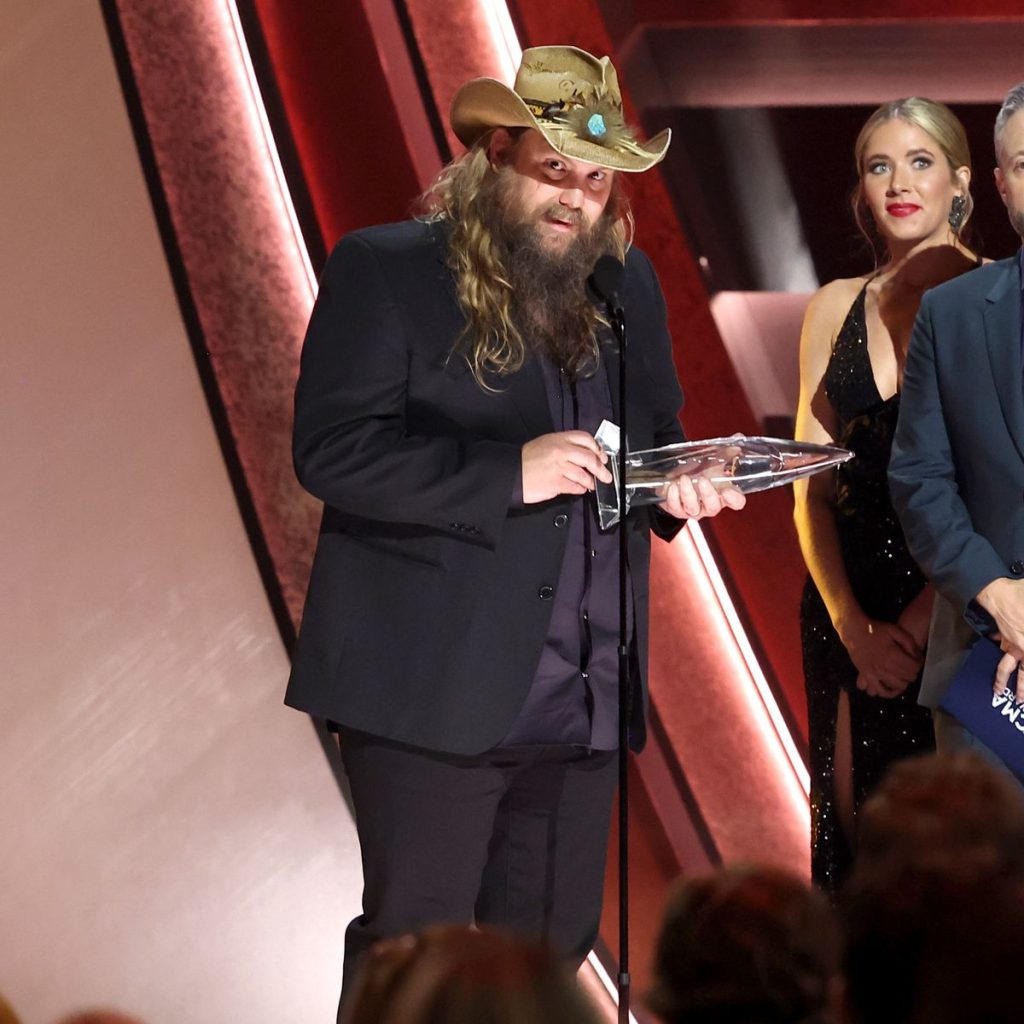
top-left (800, 282), bottom-right (936, 894)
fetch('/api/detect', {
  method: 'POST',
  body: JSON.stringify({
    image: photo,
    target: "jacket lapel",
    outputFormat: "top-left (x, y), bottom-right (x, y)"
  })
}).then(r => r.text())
top-left (984, 257), bottom-right (1024, 459)
top-left (505, 354), bottom-right (555, 438)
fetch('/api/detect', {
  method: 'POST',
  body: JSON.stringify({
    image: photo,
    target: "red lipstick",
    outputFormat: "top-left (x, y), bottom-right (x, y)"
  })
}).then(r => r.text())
top-left (886, 203), bottom-right (921, 217)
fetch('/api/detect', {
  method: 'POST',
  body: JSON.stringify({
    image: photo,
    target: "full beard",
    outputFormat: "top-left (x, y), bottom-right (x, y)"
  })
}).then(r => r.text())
top-left (483, 168), bottom-right (621, 379)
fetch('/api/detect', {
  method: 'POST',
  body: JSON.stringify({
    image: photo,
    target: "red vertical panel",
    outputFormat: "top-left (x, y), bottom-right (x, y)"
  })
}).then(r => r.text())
top-left (251, 0), bottom-right (426, 247)
top-left (114, 0), bottom-right (319, 628)
top-left (401, 1), bottom-right (516, 157)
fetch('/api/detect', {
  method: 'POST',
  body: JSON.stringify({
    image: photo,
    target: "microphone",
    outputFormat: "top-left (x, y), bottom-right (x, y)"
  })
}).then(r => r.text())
top-left (586, 254), bottom-right (625, 310)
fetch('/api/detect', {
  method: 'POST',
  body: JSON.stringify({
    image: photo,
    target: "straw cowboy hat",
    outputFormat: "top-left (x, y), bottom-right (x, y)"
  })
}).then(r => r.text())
top-left (450, 45), bottom-right (671, 173)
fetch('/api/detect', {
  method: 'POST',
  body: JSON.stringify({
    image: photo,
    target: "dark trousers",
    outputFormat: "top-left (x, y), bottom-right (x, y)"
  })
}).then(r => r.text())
top-left (337, 727), bottom-right (618, 1010)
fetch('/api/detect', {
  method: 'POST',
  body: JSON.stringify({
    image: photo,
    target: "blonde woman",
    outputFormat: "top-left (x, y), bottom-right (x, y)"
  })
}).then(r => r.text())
top-left (794, 98), bottom-right (982, 892)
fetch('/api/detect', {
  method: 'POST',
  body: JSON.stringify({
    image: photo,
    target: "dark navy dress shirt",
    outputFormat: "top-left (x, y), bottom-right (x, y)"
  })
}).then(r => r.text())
top-left (500, 353), bottom-right (631, 750)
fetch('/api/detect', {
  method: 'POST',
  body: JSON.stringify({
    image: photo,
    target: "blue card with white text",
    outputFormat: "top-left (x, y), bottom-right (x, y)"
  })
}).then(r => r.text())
top-left (939, 637), bottom-right (1024, 780)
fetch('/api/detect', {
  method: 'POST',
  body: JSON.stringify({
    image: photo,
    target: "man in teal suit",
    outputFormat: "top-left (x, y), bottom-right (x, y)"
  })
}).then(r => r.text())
top-left (890, 82), bottom-right (1024, 767)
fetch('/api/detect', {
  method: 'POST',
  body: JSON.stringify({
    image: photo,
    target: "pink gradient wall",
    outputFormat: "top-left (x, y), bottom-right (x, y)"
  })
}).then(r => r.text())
top-left (0, 2), bottom-right (361, 1020)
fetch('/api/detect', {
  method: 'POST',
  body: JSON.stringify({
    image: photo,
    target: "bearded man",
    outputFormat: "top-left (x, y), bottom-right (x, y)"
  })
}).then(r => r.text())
top-left (284, 46), bottom-right (745, 1009)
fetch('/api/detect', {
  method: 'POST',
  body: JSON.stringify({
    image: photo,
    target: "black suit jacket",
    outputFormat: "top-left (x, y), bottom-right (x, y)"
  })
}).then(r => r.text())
top-left (890, 254), bottom-right (1024, 706)
top-left (285, 219), bottom-right (685, 754)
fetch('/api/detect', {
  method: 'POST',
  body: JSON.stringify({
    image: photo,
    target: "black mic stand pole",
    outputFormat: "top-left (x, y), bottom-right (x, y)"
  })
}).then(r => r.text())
top-left (607, 296), bottom-right (631, 1024)
top-left (587, 254), bottom-right (630, 1023)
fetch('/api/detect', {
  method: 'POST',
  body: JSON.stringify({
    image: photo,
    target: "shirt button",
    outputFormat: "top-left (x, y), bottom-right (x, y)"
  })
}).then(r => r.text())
top-left (554, 514), bottom-right (568, 528)
top-left (1012, 560), bottom-right (1024, 575)
top-left (539, 585), bottom-right (554, 600)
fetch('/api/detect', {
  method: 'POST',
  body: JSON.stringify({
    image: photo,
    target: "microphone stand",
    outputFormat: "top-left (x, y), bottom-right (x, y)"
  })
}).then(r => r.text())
top-left (587, 255), bottom-right (630, 1022)
top-left (606, 296), bottom-right (631, 1024)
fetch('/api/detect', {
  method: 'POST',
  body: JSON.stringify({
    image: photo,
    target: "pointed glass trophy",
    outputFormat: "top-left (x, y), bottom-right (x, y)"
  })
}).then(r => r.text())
top-left (594, 420), bottom-right (853, 529)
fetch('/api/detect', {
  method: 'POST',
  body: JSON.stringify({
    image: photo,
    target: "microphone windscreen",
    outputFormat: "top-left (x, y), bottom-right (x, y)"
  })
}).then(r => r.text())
top-left (586, 254), bottom-right (625, 306)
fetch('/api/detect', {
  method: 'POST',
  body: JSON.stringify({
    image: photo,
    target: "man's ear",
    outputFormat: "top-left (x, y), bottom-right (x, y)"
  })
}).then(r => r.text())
top-left (996, 166), bottom-right (1009, 208)
top-left (487, 128), bottom-right (514, 169)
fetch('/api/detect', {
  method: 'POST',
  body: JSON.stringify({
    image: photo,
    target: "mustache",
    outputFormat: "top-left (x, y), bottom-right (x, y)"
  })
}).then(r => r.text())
top-left (538, 204), bottom-right (583, 227)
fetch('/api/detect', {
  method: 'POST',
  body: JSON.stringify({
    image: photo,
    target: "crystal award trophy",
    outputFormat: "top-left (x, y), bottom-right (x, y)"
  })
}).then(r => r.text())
top-left (593, 420), bottom-right (853, 529)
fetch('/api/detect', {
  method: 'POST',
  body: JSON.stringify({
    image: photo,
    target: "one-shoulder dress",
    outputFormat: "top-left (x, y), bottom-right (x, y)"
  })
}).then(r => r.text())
top-left (800, 282), bottom-right (936, 893)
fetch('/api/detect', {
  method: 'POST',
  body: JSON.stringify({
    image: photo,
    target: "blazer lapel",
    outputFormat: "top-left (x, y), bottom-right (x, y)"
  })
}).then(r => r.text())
top-left (505, 354), bottom-right (555, 438)
top-left (429, 219), bottom-right (464, 323)
top-left (984, 258), bottom-right (1024, 459)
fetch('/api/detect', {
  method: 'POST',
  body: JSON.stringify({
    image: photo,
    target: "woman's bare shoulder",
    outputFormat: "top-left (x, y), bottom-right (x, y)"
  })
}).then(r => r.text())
top-left (812, 275), bottom-right (869, 310)
top-left (802, 275), bottom-right (869, 337)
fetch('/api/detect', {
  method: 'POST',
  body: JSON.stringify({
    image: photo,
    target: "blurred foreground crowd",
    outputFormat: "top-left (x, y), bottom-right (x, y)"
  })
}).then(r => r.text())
top-left (5, 749), bottom-right (1019, 1024)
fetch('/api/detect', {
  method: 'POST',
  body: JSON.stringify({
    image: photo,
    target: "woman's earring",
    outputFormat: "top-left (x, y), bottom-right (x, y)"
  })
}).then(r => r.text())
top-left (949, 194), bottom-right (967, 233)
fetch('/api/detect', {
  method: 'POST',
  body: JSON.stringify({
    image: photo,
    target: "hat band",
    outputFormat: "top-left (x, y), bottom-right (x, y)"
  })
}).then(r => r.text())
top-left (519, 94), bottom-right (648, 157)
top-left (522, 97), bottom-right (576, 121)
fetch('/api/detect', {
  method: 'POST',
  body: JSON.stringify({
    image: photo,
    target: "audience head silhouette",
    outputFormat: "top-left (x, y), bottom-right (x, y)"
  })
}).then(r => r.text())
top-left (342, 925), bottom-right (602, 1024)
top-left (844, 751), bottom-right (1024, 1024)
top-left (647, 864), bottom-right (840, 1024)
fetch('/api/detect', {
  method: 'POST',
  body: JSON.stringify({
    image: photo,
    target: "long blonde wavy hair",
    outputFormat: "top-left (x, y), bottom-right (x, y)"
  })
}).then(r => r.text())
top-left (417, 134), bottom-right (633, 390)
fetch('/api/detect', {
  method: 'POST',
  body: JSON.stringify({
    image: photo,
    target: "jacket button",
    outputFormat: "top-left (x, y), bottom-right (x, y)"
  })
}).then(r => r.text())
top-left (553, 514), bottom-right (568, 528)
top-left (539, 585), bottom-right (554, 600)
top-left (1012, 560), bottom-right (1024, 576)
